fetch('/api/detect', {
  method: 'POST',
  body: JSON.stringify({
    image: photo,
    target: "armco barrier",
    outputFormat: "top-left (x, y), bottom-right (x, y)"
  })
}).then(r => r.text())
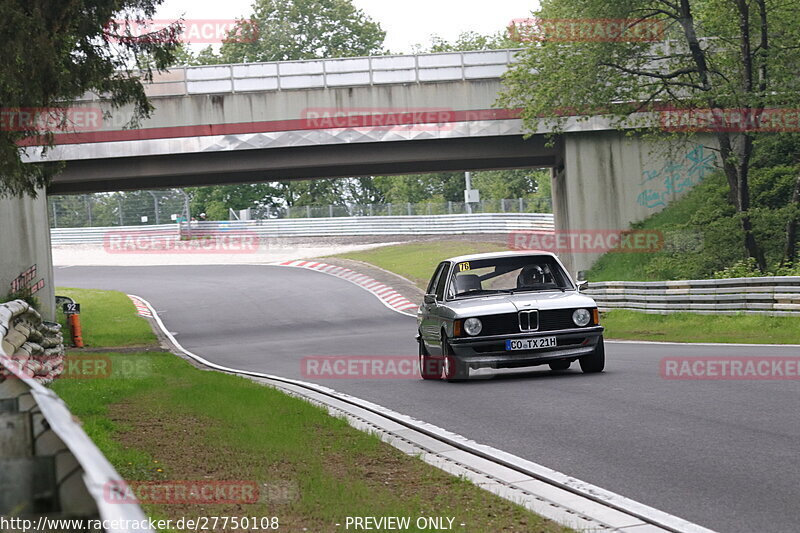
top-left (0, 300), bottom-right (152, 531)
top-left (584, 277), bottom-right (800, 316)
top-left (50, 213), bottom-right (555, 244)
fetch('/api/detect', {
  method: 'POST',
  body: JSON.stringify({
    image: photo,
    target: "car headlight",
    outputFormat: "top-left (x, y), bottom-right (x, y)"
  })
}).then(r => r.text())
top-left (464, 318), bottom-right (483, 336)
top-left (572, 309), bottom-right (591, 327)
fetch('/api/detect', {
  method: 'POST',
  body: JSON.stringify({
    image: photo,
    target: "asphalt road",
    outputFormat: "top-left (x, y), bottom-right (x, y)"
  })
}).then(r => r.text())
top-left (56, 265), bottom-right (800, 533)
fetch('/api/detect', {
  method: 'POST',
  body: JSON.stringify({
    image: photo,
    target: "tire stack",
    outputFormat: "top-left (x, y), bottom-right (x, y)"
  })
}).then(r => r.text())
top-left (0, 300), bottom-right (65, 385)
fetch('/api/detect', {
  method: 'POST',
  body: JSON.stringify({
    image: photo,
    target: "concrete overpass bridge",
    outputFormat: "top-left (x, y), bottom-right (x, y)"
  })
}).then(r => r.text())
top-left (5, 49), bottom-right (718, 315)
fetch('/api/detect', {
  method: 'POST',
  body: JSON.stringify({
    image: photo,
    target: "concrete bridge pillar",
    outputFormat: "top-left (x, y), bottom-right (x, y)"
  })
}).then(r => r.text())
top-left (0, 190), bottom-right (55, 320)
top-left (552, 131), bottom-right (718, 277)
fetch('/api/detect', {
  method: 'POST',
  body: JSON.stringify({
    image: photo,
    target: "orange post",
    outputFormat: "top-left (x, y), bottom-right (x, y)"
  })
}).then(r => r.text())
top-left (68, 313), bottom-right (84, 348)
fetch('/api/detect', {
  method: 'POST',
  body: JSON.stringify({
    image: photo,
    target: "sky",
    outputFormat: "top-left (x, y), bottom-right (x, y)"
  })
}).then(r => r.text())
top-left (155, 0), bottom-right (540, 54)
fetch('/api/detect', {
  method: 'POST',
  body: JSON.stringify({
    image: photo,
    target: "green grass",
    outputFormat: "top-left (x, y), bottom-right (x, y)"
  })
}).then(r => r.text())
top-left (333, 240), bottom-right (507, 289)
top-left (56, 288), bottom-right (157, 347)
top-left (601, 310), bottom-right (800, 344)
top-left (52, 287), bottom-right (570, 532)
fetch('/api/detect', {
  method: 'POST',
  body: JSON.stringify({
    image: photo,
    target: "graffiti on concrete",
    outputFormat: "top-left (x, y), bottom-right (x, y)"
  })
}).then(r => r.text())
top-left (637, 144), bottom-right (717, 208)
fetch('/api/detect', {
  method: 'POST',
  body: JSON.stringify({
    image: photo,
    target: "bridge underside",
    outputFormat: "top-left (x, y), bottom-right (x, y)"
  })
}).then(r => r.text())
top-left (48, 135), bottom-right (558, 194)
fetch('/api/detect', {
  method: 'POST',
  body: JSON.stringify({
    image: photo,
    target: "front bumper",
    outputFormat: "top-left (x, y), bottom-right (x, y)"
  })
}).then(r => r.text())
top-left (448, 326), bottom-right (604, 369)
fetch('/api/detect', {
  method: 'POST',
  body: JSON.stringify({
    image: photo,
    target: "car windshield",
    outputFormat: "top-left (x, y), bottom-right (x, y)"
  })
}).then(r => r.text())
top-left (447, 255), bottom-right (574, 299)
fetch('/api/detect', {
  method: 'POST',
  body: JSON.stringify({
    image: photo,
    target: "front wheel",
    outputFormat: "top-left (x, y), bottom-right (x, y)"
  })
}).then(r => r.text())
top-left (441, 334), bottom-right (468, 381)
top-left (419, 338), bottom-right (440, 380)
top-left (579, 337), bottom-right (605, 373)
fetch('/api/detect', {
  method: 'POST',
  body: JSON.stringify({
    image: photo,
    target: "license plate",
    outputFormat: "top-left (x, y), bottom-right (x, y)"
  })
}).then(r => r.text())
top-left (505, 337), bottom-right (557, 351)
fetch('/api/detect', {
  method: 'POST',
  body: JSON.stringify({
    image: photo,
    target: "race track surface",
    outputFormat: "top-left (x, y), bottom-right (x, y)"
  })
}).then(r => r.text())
top-left (56, 265), bottom-right (800, 533)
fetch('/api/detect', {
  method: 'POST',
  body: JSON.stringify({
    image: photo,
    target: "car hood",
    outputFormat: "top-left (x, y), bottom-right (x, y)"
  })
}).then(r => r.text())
top-left (445, 291), bottom-right (597, 318)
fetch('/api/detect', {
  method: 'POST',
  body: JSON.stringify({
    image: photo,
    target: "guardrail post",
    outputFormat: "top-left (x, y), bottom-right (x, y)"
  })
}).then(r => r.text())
top-left (519, 197), bottom-right (524, 212)
top-left (407, 202), bottom-right (412, 216)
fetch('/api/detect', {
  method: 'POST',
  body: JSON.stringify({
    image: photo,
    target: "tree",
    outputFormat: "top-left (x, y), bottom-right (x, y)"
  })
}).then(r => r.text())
top-left (499, 0), bottom-right (800, 271)
top-left (0, 0), bottom-right (181, 197)
top-left (218, 0), bottom-right (385, 63)
top-left (425, 30), bottom-right (516, 53)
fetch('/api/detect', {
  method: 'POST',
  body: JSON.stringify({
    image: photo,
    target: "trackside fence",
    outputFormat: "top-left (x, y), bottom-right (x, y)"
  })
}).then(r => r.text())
top-left (0, 300), bottom-right (152, 531)
top-left (584, 277), bottom-right (800, 316)
top-left (50, 213), bottom-right (556, 244)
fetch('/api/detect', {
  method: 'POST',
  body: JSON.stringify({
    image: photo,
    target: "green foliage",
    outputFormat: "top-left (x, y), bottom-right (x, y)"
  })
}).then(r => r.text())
top-left (499, 0), bottom-right (800, 268)
top-left (218, 0), bottom-right (385, 63)
top-left (0, 0), bottom-right (181, 197)
top-left (422, 30), bottom-right (516, 53)
top-left (587, 164), bottom-right (800, 281)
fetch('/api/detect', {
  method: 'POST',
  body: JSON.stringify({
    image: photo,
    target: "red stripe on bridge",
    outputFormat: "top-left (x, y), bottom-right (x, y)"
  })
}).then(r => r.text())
top-left (20, 109), bottom-right (522, 147)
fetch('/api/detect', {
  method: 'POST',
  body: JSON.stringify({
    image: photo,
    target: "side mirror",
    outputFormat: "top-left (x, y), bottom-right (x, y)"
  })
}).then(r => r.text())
top-left (423, 294), bottom-right (436, 305)
top-left (577, 280), bottom-right (589, 291)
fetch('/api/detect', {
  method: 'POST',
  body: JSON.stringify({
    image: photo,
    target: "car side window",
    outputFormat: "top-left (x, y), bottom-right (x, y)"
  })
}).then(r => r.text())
top-left (435, 263), bottom-right (451, 301)
top-left (426, 262), bottom-right (447, 295)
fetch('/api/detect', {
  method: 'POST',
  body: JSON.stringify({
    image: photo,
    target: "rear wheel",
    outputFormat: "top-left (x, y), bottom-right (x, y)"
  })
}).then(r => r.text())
top-left (441, 333), bottom-right (468, 381)
top-left (419, 338), bottom-right (440, 380)
top-left (580, 337), bottom-right (605, 373)
top-left (549, 360), bottom-right (571, 371)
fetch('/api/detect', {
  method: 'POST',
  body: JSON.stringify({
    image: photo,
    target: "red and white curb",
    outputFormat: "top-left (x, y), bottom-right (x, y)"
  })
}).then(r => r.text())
top-left (128, 295), bottom-right (153, 317)
top-left (271, 260), bottom-right (418, 316)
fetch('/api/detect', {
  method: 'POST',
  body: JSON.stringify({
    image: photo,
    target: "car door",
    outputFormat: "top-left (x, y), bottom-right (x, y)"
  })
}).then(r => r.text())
top-left (420, 261), bottom-right (449, 354)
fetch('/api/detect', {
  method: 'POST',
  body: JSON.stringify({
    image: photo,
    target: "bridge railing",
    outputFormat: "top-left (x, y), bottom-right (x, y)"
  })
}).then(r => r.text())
top-left (77, 49), bottom-right (521, 100)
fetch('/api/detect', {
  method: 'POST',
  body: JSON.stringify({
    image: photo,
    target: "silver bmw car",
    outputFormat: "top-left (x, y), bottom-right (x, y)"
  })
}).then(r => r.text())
top-left (416, 251), bottom-right (605, 381)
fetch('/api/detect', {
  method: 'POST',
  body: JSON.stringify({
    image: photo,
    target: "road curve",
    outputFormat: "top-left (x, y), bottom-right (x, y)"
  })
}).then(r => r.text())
top-left (56, 265), bottom-right (800, 533)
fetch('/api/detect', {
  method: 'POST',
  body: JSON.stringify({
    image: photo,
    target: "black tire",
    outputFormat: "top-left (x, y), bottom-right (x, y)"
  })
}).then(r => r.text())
top-left (419, 338), bottom-right (441, 380)
top-left (580, 337), bottom-right (605, 373)
top-left (441, 333), bottom-right (468, 381)
top-left (549, 360), bottom-right (571, 371)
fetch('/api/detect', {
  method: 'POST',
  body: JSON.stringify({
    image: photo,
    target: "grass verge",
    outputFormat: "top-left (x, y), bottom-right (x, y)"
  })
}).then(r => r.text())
top-left (332, 240), bottom-right (506, 289)
top-left (56, 287), bottom-right (157, 348)
top-left (51, 287), bottom-right (572, 533)
top-left (332, 242), bottom-right (799, 344)
top-left (601, 310), bottom-right (800, 344)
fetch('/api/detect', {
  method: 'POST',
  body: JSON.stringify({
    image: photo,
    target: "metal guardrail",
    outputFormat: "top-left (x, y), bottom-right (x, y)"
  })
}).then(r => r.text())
top-left (0, 300), bottom-right (152, 531)
top-left (51, 213), bottom-right (555, 244)
top-left (584, 277), bottom-right (800, 316)
top-left (77, 49), bottom-right (520, 100)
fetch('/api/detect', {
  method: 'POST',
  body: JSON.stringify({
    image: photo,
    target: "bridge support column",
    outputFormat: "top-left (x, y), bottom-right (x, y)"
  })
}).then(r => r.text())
top-left (0, 190), bottom-right (55, 320)
top-left (553, 131), bottom-right (718, 277)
